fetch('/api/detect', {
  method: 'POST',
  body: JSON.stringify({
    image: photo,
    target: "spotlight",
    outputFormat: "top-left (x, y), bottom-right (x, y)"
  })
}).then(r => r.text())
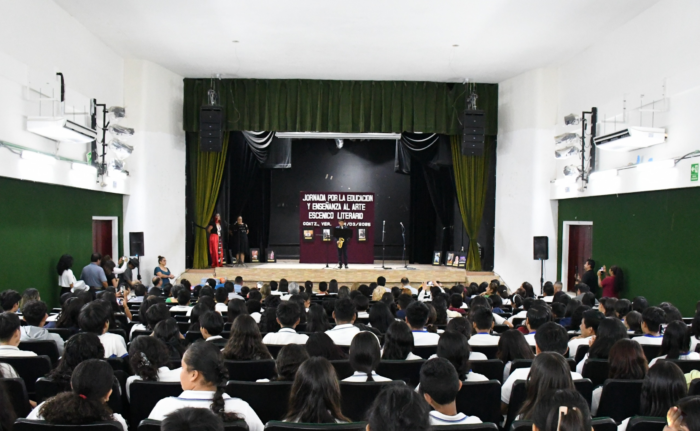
top-left (554, 132), bottom-right (581, 146)
top-left (109, 139), bottom-right (134, 160)
top-left (554, 145), bottom-right (580, 159)
top-left (336, 139), bottom-right (344, 149)
top-left (107, 106), bottom-right (126, 122)
top-left (563, 165), bottom-right (580, 177)
top-left (108, 124), bottom-right (135, 139)
top-left (564, 114), bottom-right (581, 125)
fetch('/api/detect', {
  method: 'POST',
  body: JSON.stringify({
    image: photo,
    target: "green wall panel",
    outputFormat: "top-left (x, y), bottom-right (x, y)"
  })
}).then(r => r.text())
top-left (557, 187), bottom-right (700, 316)
top-left (0, 177), bottom-right (122, 308)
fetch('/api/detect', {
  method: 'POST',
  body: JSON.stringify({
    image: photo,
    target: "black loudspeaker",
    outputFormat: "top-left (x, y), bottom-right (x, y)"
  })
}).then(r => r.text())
top-left (461, 110), bottom-right (485, 156)
top-left (199, 106), bottom-right (223, 152)
top-left (129, 232), bottom-right (145, 257)
top-left (533, 236), bottom-right (549, 260)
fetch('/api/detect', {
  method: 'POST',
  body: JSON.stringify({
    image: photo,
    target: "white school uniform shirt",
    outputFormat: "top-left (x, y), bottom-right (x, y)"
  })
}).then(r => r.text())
top-left (503, 361), bottom-right (513, 381)
top-left (215, 302), bottom-right (228, 313)
top-left (0, 363), bottom-right (18, 378)
top-left (492, 313), bottom-right (507, 326)
top-left (58, 269), bottom-right (77, 287)
top-left (250, 312), bottom-right (261, 323)
top-left (649, 352), bottom-right (700, 367)
top-left (507, 310), bottom-right (527, 324)
top-left (0, 345), bottom-right (37, 357)
top-left (403, 285), bottom-right (418, 295)
top-left (380, 349), bottom-right (423, 361)
top-left (262, 328), bottom-right (309, 345)
top-left (691, 336), bottom-right (699, 353)
top-left (342, 371), bottom-right (392, 382)
top-left (148, 390), bottom-right (264, 431)
top-left (618, 418), bottom-right (631, 431)
top-left (469, 333), bottom-right (500, 346)
top-left (99, 332), bottom-right (128, 358)
top-left (427, 352), bottom-right (487, 362)
top-left (568, 336), bottom-right (592, 358)
top-left (591, 386), bottom-right (602, 416)
top-left (125, 367), bottom-right (182, 400)
top-left (357, 311), bottom-right (370, 319)
top-left (542, 296), bottom-right (554, 303)
top-left (523, 332), bottom-right (537, 347)
top-left (576, 353), bottom-right (588, 375)
top-left (169, 305), bottom-right (191, 313)
top-left (325, 324), bottom-right (361, 346)
top-left (28, 402), bottom-right (128, 431)
top-left (501, 367), bottom-right (583, 404)
top-left (429, 411), bottom-right (482, 426)
top-left (632, 334), bottom-right (664, 345)
top-left (412, 329), bottom-right (441, 346)
top-left (130, 323), bottom-right (147, 340)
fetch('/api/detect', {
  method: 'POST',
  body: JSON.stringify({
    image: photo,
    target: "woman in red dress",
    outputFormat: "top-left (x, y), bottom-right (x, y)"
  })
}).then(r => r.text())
top-left (207, 213), bottom-right (224, 268)
top-left (598, 265), bottom-right (624, 298)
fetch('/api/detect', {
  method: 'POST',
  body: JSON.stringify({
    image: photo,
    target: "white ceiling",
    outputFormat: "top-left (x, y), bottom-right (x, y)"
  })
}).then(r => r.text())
top-left (54, 0), bottom-right (659, 83)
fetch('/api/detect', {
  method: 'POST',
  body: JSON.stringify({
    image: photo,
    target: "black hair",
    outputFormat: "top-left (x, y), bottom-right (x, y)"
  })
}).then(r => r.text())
top-left (222, 315), bottom-right (271, 361)
top-left (364, 301), bottom-right (391, 333)
top-left (56, 297), bottom-right (85, 330)
top-left (327, 279), bottom-right (338, 294)
top-left (469, 295), bottom-right (491, 311)
top-left (183, 342), bottom-right (241, 422)
top-left (227, 299), bottom-right (248, 323)
top-left (305, 332), bottom-right (347, 360)
top-left (269, 280), bottom-right (279, 292)
top-left (497, 329), bottom-right (536, 362)
top-left (405, 301), bottom-right (430, 329)
top-left (47, 333), bottom-right (104, 387)
top-left (0, 312), bottom-right (19, 341)
top-left (588, 318), bottom-right (628, 359)
top-left (284, 356), bottom-right (348, 423)
top-left (672, 396), bottom-right (700, 431)
top-left (200, 311), bottom-right (224, 336)
top-left (534, 322), bottom-right (569, 355)
top-left (0, 290), bottom-right (21, 312)
top-left (353, 295), bottom-right (369, 312)
top-left (625, 310), bottom-right (643, 334)
top-left (419, 357), bottom-right (460, 405)
top-left (470, 306), bottom-right (494, 331)
top-left (200, 286), bottom-right (215, 298)
top-left (608, 339), bottom-right (648, 380)
top-left (21, 300), bottom-right (47, 326)
top-left (615, 299), bottom-right (632, 318)
top-left (526, 306), bottom-right (550, 331)
top-left (575, 283), bottom-right (590, 294)
top-left (145, 302), bottom-right (169, 330)
top-left (568, 305), bottom-right (590, 331)
top-left (553, 291), bottom-right (571, 306)
top-left (333, 297), bottom-right (356, 323)
top-left (197, 296), bottom-right (216, 312)
top-left (551, 303), bottom-right (566, 320)
top-left (234, 276), bottom-right (243, 284)
top-left (436, 331), bottom-right (471, 380)
top-left (586, 258), bottom-right (595, 269)
top-left (580, 292), bottom-right (596, 308)
top-left (449, 294), bottom-right (463, 309)
top-left (397, 293), bottom-right (414, 310)
top-left (490, 293), bottom-right (504, 308)
top-left (642, 306), bottom-right (666, 334)
top-left (90, 253), bottom-right (102, 263)
top-left (381, 321), bottom-right (414, 360)
top-left (153, 318), bottom-right (187, 360)
top-left (276, 301), bottom-right (301, 328)
top-left (532, 389), bottom-right (591, 431)
top-left (600, 297), bottom-right (619, 317)
top-left (445, 317), bottom-right (472, 340)
top-left (177, 289), bottom-right (192, 305)
top-left (367, 384), bottom-right (431, 431)
top-left (214, 288), bottom-right (228, 304)
top-left (633, 296), bottom-right (649, 313)
top-left (245, 300), bottom-right (261, 315)
top-left (318, 281), bottom-right (328, 292)
top-left (129, 336), bottom-right (171, 381)
top-left (582, 309), bottom-right (605, 333)
top-left (56, 254), bottom-right (74, 274)
top-left (306, 304), bottom-right (331, 333)
top-left (519, 352), bottom-right (575, 419)
top-left (660, 303), bottom-right (683, 324)
top-left (660, 320), bottom-right (691, 359)
top-left (640, 361), bottom-right (687, 417)
top-left (248, 290), bottom-right (262, 301)
top-left (543, 283), bottom-right (554, 296)
top-left (274, 344), bottom-right (309, 381)
top-left (161, 407), bottom-right (224, 431)
top-left (78, 301), bottom-right (109, 334)
top-left (349, 332), bottom-right (381, 381)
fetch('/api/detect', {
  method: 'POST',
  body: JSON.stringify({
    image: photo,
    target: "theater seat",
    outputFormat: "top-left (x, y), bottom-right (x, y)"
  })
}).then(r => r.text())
top-left (575, 345), bottom-right (589, 363)
top-left (434, 425), bottom-right (498, 431)
top-left (224, 359), bottom-right (277, 381)
top-left (13, 420), bottom-right (123, 431)
top-left (266, 344), bottom-right (285, 358)
top-left (689, 378), bottom-right (700, 396)
top-left (18, 341), bottom-right (59, 367)
top-left (264, 421), bottom-right (368, 431)
top-left (506, 379), bottom-right (592, 430)
top-left (641, 345), bottom-right (661, 361)
top-left (340, 381), bottom-right (404, 422)
top-left (376, 360), bottom-right (424, 387)
top-left (470, 345), bottom-right (498, 359)
top-left (128, 381), bottom-right (182, 429)
top-left (595, 380), bottom-right (644, 423)
top-left (35, 377), bottom-right (123, 414)
top-left (511, 418), bottom-right (616, 431)
top-left (412, 345), bottom-right (437, 359)
top-left (185, 331), bottom-right (204, 343)
top-left (662, 359), bottom-right (700, 373)
top-left (46, 328), bottom-right (74, 342)
top-left (130, 330), bottom-right (151, 340)
top-left (1, 378), bottom-right (31, 418)
top-left (0, 356), bottom-right (51, 396)
top-left (582, 359), bottom-right (609, 388)
top-left (225, 380), bottom-right (292, 424)
top-left (329, 360), bottom-right (354, 380)
top-left (138, 419), bottom-right (248, 431)
top-left (456, 380), bottom-right (502, 425)
top-left (470, 359), bottom-right (505, 383)
top-left (626, 417), bottom-right (666, 431)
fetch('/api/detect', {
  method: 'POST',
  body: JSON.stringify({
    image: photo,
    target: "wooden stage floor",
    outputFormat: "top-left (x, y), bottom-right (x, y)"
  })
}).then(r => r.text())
top-left (181, 260), bottom-right (498, 287)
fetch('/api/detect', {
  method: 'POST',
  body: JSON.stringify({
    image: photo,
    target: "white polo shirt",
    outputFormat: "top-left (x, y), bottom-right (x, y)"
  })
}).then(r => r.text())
top-left (262, 328), bottom-right (309, 345)
top-left (492, 313), bottom-right (507, 326)
top-left (28, 402), bottom-right (128, 431)
top-left (215, 303), bottom-right (228, 313)
top-left (542, 296), bottom-right (554, 303)
top-left (502, 367), bottom-right (583, 404)
top-left (649, 352), bottom-right (700, 367)
top-left (412, 329), bottom-right (441, 346)
top-left (325, 324), bottom-right (361, 346)
top-left (148, 390), bottom-right (264, 431)
top-left (125, 366), bottom-right (182, 400)
top-left (342, 371), bottom-right (392, 382)
top-left (429, 411), bottom-right (482, 426)
top-left (468, 333), bottom-right (500, 346)
top-left (633, 334), bottom-right (664, 345)
top-left (507, 310), bottom-right (527, 324)
top-left (169, 305), bottom-right (191, 313)
top-left (99, 332), bottom-right (128, 358)
top-left (0, 345), bottom-right (37, 357)
top-left (568, 336), bottom-right (592, 358)
top-left (523, 332), bottom-right (537, 347)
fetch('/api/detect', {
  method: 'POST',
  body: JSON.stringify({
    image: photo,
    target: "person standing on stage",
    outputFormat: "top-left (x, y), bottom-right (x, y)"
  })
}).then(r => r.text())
top-left (207, 213), bottom-right (224, 268)
top-left (232, 216), bottom-right (249, 264)
top-left (154, 256), bottom-right (175, 286)
top-left (336, 220), bottom-right (349, 269)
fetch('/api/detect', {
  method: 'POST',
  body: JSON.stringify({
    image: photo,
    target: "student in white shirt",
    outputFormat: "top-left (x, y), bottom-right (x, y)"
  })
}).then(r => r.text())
top-left (27, 359), bottom-right (128, 431)
top-left (568, 309), bottom-right (604, 359)
top-left (632, 306), bottom-right (666, 346)
top-left (523, 305), bottom-right (550, 347)
top-left (78, 301), bottom-right (127, 358)
top-left (366, 384), bottom-right (431, 430)
top-left (325, 297), bottom-right (361, 346)
top-left (516, 352), bottom-right (578, 421)
top-left (541, 282), bottom-right (555, 303)
top-left (354, 295), bottom-right (370, 319)
top-left (148, 341), bottom-right (264, 431)
top-left (168, 289), bottom-right (192, 313)
top-left (262, 301), bottom-right (309, 345)
top-left (496, 329), bottom-right (535, 381)
top-left (199, 311), bottom-right (228, 348)
top-left (214, 287), bottom-right (229, 313)
top-left (419, 358), bottom-right (482, 426)
top-left (160, 407), bottom-right (228, 431)
top-left (531, 389), bottom-right (591, 431)
top-left (401, 277), bottom-right (418, 295)
top-left (343, 332), bottom-right (391, 382)
top-left (126, 336), bottom-right (181, 400)
top-left (257, 344), bottom-right (309, 383)
top-left (283, 356), bottom-right (350, 423)
top-left (131, 301), bottom-right (169, 340)
top-left (381, 321), bottom-right (423, 360)
top-left (590, 339), bottom-right (648, 415)
top-left (576, 317), bottom-right (629, 374)
top-left (648, 320), bottom-right (700, 367)
top-left (0, 312), bottom-right (38, 357)
top-left (405, 301), bottom-right (441, 346)
top-left (468, 307), bottom-right (501, 346)
top-left (436, 332), bottom-right (488, 382)
top-left (469, 296), bottom-right (513, 328)
top-left (18, 300), bottom-right (65, 356)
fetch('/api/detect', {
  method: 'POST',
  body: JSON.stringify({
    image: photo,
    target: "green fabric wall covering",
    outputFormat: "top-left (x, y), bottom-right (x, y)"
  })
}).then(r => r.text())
top-left (0, 177), bottom-right (123, 308)
top-left (184, 79), bottom-right (498, 135)
top-left (557, 187), bottom-right (700, 316)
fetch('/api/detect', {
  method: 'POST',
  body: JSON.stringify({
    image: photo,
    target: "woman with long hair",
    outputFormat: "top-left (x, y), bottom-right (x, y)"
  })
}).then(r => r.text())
top-left (367, 302), bottom-right (393, 334)
top-left (126, 336), bottom-right (180, 400)
top-left (0, 365), bottom-right (16, 431)
top-left (649, 320), bottom-right (700, 367)
top-left (222, 315), bottom-right (272, 361)
top-left (577, 317), bottom-right (628, 374)
top-left (28, 359), bottom-right (127, 431)
top-left (153, 318), bottom-right (188, 361)
top-left (343, 332), bottom-right (390, 382)
top-left (46, 333), bottom-right (105, 390)
top-left (261, 344), bottom-right (309, 382)
top-left (366, 384), bottom-right (430, 431)
top-left (497, 329), bottom-right (535, 381)
top-left (284, 357), bottom-right (349, 423)
top-left (226, 300), bottom-right (248, 324)
top-left (306, 304), bottom-right (331, 333)
top-left (590, 339), bottom-right (648, 415)
top-left (305, 333), bottom-right (347, 360)
top-left (148, 341), bottom-right (263, 431)
top-left (519, 353), bottom-right (576, 420)
top-left (57, 254), bottom-right (77, 296)
top-left (382, 321), bottom-right (421, 360)
top-left (532, 389), bottom-right (591, 431)
top-left (437, 332), bottom-right (488, 382)
top-left (598, 265), bottom-right (624, 298)
top-left (53, 297), bottom-right (84, 334)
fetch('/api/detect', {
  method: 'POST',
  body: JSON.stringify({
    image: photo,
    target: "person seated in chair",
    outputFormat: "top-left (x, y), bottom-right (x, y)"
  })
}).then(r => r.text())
top-left (214, 287), bottom-right (229, 313)
top-left (125, 336), bottom-right (181, 400)
top-left (78, 301), bottom-right (127, 358)
top-left (198, 311), bottom-right (227, 348)
top-left (633, 306), bottom-right (666, 345)
top-left (343, 332), bottom-right (391, 382)
top-left (19, 300), bottom-right (65, 355)
top-left (406, 302), bottom-right (440, 346)
top-left (169, 289), bottom-right (192, 312)
top-left (354, 295), bottom-right (370, 319)
top-left (523, 305), bottom-right (550, 346)
top-left (468, 307), bottom-right (500, 346)
top-left (0, 312), bottom-right (37, 357)
top-left (0, 290), bottom-right (21, 313)
top-left (419, 358), bottom-right (482, 426)
top-left (162, 407), bottom-right (226, 431)
top-left (262, 302), bottom-right (309, 345)
top-left (568, 309), bottom-right (604, 358)
top-left (325, 298), bottom-right (360, 346)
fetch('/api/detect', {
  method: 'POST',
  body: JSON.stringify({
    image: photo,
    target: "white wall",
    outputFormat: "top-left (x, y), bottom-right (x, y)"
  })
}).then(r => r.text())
top-left (121, 59), bottom-right (187, 279)
top-left (494, 68), bottom-right (559, 293)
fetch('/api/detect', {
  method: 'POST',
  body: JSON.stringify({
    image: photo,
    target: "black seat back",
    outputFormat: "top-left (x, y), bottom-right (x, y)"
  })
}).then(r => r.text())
top-left (573, 379), bottom-right (593, 407)
top-left (689, 378), bottom-right (700, 396)
top-left (627, 417), bottom-right (666, 431)
top-left (131, 330), bottom-right (151, 340)
top-left (510, 420), bottom-right (533, 431)
top-left (432, 425), bottom-right (498, 431)
top-left (225, 380), bottom-right (292, 424)
top-left (591, 418), bottom-right (618, 431)
top-left (185, 331), bottom-right (203, 343)
top-left (376, 360), bottom-right (424, 388)
top-left (138, 419), bottom-right (248, 431)
top-left (509, 359), bottom-right (533, 374)
top-left (456, 380), bottom-right (502, 425)
top-left (329, 360), bottom-right (354, 380)
top-left (35, 377), bottom-right (123, 414)
top-left (470, 345), bottom-right (499, 359)
top-left (470, 359), bottom-right (505, 383)
top-left (575, 344), bottom-right (590, 363)
top-left (18, 341), bottom-right (59, 367)
top-left (506, 380), bottom-right (528, 431)
top-left (266, 344), bottom-right (284, 358)
top-left (224, 360), bottom-right (276, 381)
top-left (46, 328), bottom-right (74, 341)
top-left (582, 359), bottom-right (609, 388)
top-left (264, 421), bottom-right (368, 431)
top-left (596, 380), bottom-right (644, 423)
top-left (663, 359), bottom-right (700, 373)
top-left (412, 345), bottom-right (437, 359)
top-left (340, 381), bottom-right (404, 422)
top-left (13, 420), bottom-right (123, 430)
top-left (641, 345), bottom-right (661, 361)
top-left (1, 378), bottom-right (31, 418)
top-left (129, 381), bottom-right (182, 429)
top-left (0, 356), bottom-right (51, 396)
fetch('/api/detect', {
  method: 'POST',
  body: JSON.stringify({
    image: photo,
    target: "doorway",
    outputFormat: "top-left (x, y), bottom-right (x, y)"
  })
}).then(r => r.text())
top-left (92, 216), bottom-right (119, 258)
top-left (561, 221), bottom-right (593, 292)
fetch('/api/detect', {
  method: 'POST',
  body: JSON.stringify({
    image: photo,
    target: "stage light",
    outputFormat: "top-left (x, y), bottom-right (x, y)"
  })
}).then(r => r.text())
top-left (107, 106), bottom-right (126, 123)
top-left (109, 139), bottom-right (134, 160)
top-left (72, 162), bottom-right (97, 175)
top-left (554, 132), bottom-right (581, 146)
top-left (21, 150), bottom-right (56, 165)
top-left (108, 124), bottom-right (135, 140)
top-left (564, 114), bottom-right (581, 125)
top-left (563, 165), bottom-right (580, 177)
top-left (554, 145), bottom-right (580, 159)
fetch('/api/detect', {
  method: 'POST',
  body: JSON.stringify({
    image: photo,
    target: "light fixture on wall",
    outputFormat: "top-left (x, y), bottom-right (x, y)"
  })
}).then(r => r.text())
top-left (553, 108), bottom-right (598, 190)
top-left (109, 139), bottom-right (134, 160)
top-left (91, 100), bottom-right (135, 183)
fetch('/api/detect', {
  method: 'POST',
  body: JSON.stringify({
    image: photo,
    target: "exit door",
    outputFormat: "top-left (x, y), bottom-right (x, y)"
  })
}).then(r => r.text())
top-left (566, 224), bottom-right (592, 292)
top-left (93, 219), bottom-right (113, 258)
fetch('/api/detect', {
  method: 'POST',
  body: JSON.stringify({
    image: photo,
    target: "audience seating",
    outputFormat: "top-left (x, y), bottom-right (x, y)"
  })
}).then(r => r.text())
top-left (340, 381), bottom-right (404, 422)
top-left (512, 318), bottom-right (526, 327)
top-left (626, 417), bottom-right (666, 431)
top-left (266, 344), bottom-right (285, 358)
top-left (138, 419), bottom-right (249, 431)
top-left (18, 341), bottom-right (60, 367)
top-left (35, 377), bottom-right (123, 413)
top-left (177, 322), bottom-right (190, 334)
top-left (662, 359), bottom-right (700, 373)
top-left (225, 380), bottom-right (292, 424)
top-left (470, 359), bottom-right (505, 383)
top-left (575, 345), bottom-right (589, 363)
top-left (456, 380), bottom-right (502, 425)
top-left (107, 328), bottom-right (128, 344)
top-left (0, 356), bottom-right (51, 396)
top-left (224, 359), bottom-right (277, 381)
top-left (185, 331), bottom-right (204, 343)
top-left (13, 420), bottom-right (123, 431)
top-left (376, 360), bottom-right (424, 387)
top-left (595, 380), bottom-right (644, 423)
top-left (412, 345), bottom-right (437, 359)
top-left (640, 345), bottom-right (661, 361)
top-left (130, 330), bottom-right (151, 339)
top-left (493, 324), bottom-right (509, 334)
top-left (470, 345), bottom-right (498, 359)
top-left (46, 328), bottom-right (74, 341)
top-left (689, 378), bottom-right (700, 396)
top-left (1, 378), bottom-right (31, 418)
top-left (437, 425), bottom-right (498, 431)
top-left (264, 422), bottom-right (368, 431)
top-left (582, 359), bottom-right (610, 388)
top-left (106, 357), bottom-right (131, 375)
top-left (330, 360), bottom-right (354, 380)
top-left (128, 381), bottom-right (182, 429)
top-left (511, 418), bottom-right (617, 431)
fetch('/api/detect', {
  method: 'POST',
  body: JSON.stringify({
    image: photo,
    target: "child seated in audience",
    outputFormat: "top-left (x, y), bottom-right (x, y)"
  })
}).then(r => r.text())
top-left (305, 332), bottom-right (347, 360)
top-left (366, 384), bottom-right (431, 431)
top-left (17, 300), bottom-right (65, 355)
top-left (148, 341), bottom-right (263, 431)
top-left (618, 361), bottom-right (687, 431)
top-left (222, 315), bottom-right (272, 361)
top-left (227, 299), bottom-right (249, 325)
top-left (435, 332), bottom-right (488, 382)
top-left (0, 312), bottom-right (38, 357)
top-left (625, 310), bottom-right (643, 334)
top-left (153, 318), bottom-right (187, 361)
top-left (257, 344), bottom-right (309, 382)
top-left (490, 294), bottom-right (505, 314)
top-left (325, 298), bottom-right (360, 346)
top-left (169, 289), bottom-right (192, 312)
top-left (162, 407), bottom-right (224, 431)
top-left (665, 397), bottom-right (700, 431)
top-left (396, 293), bottom-right (414, 318)
top-left (405, 301), bottom-right (441, 346)
top-left (246, 299), bottom-right (262, 324)
top-left (633, 306), bottom-right (666, 345)
top-left (447, 294), bottom-right (467, 316)
top-left (523, 305), bottom-right (550, 345)
top-left (262, 301), bottom-right (309, 345)
top-left (568, 309), bottom-right (604, 358)
top-left (214, 287), bottom-right (228, 313)
top-left (532, 389), bottom-right (591, 431)
top-left (469, 307), bottom-right (500, 346)
top-left (354, 295), bottom-right (370, 319)
top-left (550, 303), bottom-right (566, 321)
top-left (126, 336), bottom-right (180, 400)
top-left (368, 302), bottom-right (395, 334)
top-left (284, 356), bottom-right (349, 423)
top-left (27, 359), bottom-right (128, 431)
top-left (497, 329), bottom-right (535, 381)
top-left (471, 295), bottom-right (512, 327)
top-left (649, 320), bottom-right (700, 367)
top-left (0, 290), bottom-right (21, 313)
top-left (344, 332), bottom-right (391, 382)
top-left (49, 296), bottom-right (84, 334)
top-left (78, 301), bottom-right (127, 358)
top-left (576, 317), bottom-right (628, 374)
top-left (615, 298), bottom-right (632, 320)
top-left (306, 303), bottom-right (331, 333)
top-left (381, 321), bottom-right (422, 360)
top-left (599, 297), bottom-right (619, 317)
top-left (590, 339), bottom-right (648, 415)
top-left (517, 352), bottom-right (575, 420)
top-left (419, 358), bottom-right (482, 425)
top-left (46, 333), bottom-right (105, 391)
top-left (199, 311), bottom-right (227, 348)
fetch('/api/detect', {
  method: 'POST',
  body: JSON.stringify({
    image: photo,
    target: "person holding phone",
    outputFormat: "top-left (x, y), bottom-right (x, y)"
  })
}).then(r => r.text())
top-left (598, 265), bottom-right (624, 298)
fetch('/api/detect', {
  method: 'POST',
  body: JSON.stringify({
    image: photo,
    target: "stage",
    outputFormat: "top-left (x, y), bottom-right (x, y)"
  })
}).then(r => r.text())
top-left (180, 260), bottom-right (500, 289)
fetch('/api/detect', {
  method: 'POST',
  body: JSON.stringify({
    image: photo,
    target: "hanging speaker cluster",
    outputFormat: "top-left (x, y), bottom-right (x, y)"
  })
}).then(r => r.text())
top-left (461, 110), bottom-right (485, 156)
top-left (200, 105), bottom-right (223, 152)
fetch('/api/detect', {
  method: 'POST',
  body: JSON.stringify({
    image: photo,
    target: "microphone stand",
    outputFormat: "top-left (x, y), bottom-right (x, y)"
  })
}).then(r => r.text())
top-left (375, 220), bottom-right (392, 270)
top-left (401, 222), bottom-right (416, 270)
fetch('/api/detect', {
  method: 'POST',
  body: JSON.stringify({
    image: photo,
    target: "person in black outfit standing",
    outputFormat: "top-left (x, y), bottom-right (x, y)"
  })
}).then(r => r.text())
top-left (577, 258), bottom-right (598, 291)
top-left (336, 220), bottom-right (349, 269)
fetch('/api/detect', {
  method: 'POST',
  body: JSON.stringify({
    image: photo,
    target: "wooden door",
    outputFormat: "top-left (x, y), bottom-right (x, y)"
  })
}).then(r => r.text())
top-left (92, 220), bottom-right (113, 258)
top-left (567, 225), bottom-right (592, 292)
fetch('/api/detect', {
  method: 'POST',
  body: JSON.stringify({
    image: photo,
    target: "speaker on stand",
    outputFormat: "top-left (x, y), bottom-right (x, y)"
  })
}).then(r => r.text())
top-left (533, 236), bottom-right (549, 292)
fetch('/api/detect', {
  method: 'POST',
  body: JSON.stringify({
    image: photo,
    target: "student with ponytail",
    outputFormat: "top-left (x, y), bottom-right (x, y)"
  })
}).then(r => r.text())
top-left (531, 389), bottom-right (591, 431)
top-left (27, 359), bottom-right (128, 431)
top-left (148, 341), bottom-right (263, 431)
top-left (343, 332), bottom-right (391, 382)
top-left (125, 336), bottom-right (180, 400)
top-left (45, 333), bottom-right (105, 390)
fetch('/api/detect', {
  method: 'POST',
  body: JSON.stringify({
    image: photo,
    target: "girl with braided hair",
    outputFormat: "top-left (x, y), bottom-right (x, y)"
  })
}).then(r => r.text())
top-left (148, 341), bottom-right (264, 431)
top-left (125, 336), bottom-right (180, 400)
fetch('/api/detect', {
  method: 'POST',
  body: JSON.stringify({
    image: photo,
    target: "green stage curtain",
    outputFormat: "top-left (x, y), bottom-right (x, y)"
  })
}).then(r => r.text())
top-left (451, 135), bottom-right (493, 270)
top-left (191, 134), bottom-right (230, 269)
top-left (184, 79), bottom-right (498, 135)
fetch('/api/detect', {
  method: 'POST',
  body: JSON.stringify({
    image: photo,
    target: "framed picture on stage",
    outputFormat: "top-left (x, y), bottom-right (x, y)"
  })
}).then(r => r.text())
top-left (458, 253), bottom-right (467, 268)
top-left (452, 253), bottom-right (460, 267)
top-left (445, 252), bottom-right (454, 266)
top-left (250, 248), bottom-right (260, 263)
top-left (303, 229), bottom-right (314, 241)
top-left (322, 228), bottom-right (331, 241)
top-left (357, 228), bottom-right (366, 241)
top-left (267, 250), bottom-right (276, 263)
top-left (432, 251), bottom-right (442, 266)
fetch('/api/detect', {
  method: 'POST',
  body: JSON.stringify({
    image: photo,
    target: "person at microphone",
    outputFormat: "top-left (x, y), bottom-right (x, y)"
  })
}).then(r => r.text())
top-left (336, 220), bottom-right (349, 269)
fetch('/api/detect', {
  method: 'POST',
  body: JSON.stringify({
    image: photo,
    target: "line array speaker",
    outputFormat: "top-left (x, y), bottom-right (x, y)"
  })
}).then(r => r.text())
top-left (199, 106), bottom-right (223, 152)
top-left (461, 109), bottom-right (485, 156)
